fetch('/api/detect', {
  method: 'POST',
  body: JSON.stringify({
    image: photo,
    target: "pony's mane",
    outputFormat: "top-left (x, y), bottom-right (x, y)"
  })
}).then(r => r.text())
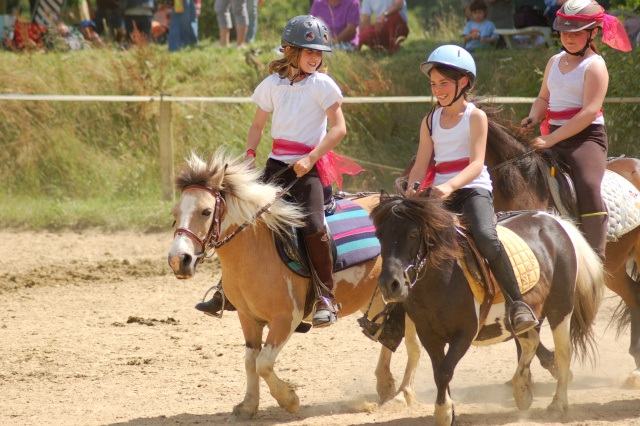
top-left (482, 107), bottom-right (548, 202)
top-left (370, 193), bottom-right (459, 269)
top-left (175, 150), bottom-right (304, 236)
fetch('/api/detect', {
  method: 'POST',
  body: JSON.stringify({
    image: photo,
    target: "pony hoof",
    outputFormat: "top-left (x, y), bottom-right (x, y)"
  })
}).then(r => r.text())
top-left (624, 369), bottom-right (640, 388)
top-left (380, 393), bottom-right (408, 412)
top-left (277, 390), bottom-right (300, 413)
top-left (544, 401), bottom-right (567, 421)
top-left (229, 402), bottom-right (257, 422)
top-left (376, 381), bottom-right (397, 404)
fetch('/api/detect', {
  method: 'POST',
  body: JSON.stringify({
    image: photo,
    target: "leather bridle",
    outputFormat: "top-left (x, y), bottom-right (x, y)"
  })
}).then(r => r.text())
top-left (174, 184), bottom-right (227, 260)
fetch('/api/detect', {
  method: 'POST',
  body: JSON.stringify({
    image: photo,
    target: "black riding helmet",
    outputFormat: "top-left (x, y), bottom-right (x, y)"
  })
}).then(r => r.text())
top-left (281, 15), bottom-right (332, 52)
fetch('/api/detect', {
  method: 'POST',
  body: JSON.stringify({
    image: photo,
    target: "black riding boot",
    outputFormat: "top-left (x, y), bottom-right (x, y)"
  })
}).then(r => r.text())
top-left (488, 245), bottom-right (539, 335)
top-left (195, 280), bottom-right (236, 317)
top-left (304, 228), bottom-right (338, 328)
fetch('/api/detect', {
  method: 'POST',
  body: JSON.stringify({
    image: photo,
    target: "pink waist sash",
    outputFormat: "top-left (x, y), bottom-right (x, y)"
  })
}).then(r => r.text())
top-left (420, 158), bottom-right (470, 189)
top-left (273, 139), bottom-right (364, 189)
top-left (540, 107), bottom-right (603, 136)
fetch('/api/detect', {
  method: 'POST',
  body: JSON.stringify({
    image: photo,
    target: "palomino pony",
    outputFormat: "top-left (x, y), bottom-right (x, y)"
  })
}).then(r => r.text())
top-left (371, 192), bottom-right (604, 425)
top-left (485, 119), bottom-right (640, 384)
top-left (166, 151), bottom-right (421, 421)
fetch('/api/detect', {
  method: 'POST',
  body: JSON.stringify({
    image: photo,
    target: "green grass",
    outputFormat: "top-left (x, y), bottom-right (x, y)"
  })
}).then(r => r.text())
top-left (1, 4), bottom-right (639, 231)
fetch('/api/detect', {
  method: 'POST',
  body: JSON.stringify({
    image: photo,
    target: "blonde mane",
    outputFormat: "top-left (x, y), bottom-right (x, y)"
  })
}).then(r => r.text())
top-left (175, 150), bottom-right (304, 237)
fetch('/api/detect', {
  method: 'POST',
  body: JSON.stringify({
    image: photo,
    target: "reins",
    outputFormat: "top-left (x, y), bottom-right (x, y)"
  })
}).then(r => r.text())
top-left (488, 149), bottom-right (536, 172)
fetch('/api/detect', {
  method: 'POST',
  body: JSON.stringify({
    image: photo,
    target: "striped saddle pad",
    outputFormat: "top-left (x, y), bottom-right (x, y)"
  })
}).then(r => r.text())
top-left (275, 199), bottom-right (381, 277)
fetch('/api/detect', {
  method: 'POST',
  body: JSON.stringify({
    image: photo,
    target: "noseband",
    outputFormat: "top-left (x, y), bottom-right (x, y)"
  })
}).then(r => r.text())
top-left (390, 203), bottom-right (429, 288)
top-left (174, 185), bottom-right (226, 260)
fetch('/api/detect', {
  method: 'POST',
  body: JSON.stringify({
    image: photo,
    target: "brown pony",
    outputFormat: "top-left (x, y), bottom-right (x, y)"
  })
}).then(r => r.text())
top-left (166, 150), bottom-right (421, 421)
top-left (484, 118), bottom-right (640, 385)
top-left (371, 192), bottom-right (604, 425)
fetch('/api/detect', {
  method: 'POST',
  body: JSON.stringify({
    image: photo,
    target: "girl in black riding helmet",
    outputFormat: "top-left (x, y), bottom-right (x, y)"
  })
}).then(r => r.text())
top-left (195, 15), bottom-right (363, 327)
top-left (521, 0), bottom-right (631, 261)
top-left (405, 44), bottom-right (539, 336)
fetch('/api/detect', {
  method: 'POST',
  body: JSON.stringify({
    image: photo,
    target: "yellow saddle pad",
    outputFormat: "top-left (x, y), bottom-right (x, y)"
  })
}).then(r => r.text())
top-left (460, 225), bottom-right (540, 304)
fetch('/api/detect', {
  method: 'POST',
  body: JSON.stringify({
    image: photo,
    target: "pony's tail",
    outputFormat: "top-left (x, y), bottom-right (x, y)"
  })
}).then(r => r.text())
top-left (556, 216), bottom-right (605, 366)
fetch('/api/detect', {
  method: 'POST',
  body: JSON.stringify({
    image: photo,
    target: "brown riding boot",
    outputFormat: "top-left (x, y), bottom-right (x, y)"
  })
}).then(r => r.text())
top-left (195, 281), bottom-right (236, 317)
top-left (488, 246), bottom-right (539, 336)
top-left (304, 228), bottom-right (338, 328)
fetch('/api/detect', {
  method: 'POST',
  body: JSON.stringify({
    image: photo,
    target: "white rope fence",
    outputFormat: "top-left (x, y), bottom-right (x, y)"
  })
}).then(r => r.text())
top-left (3, 94), bottom-right (639, 199)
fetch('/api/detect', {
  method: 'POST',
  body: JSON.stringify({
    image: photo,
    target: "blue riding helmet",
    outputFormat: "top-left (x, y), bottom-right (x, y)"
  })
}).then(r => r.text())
top-left (282, 15), bottom-right (332, 52)
top-left (420, 45), bottom-right (477, 88)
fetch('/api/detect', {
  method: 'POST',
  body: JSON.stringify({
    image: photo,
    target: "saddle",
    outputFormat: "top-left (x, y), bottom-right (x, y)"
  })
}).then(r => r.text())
top-left (541, 152), bottom-right (640, 241)
top-left (456, 212), bottom-right (541, 330)
top-left (274, 195), bottom-right (381, 328)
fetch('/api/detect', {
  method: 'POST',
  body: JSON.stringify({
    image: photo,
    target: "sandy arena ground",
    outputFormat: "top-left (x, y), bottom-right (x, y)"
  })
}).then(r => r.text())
top-left (1, 230), bottom-right (639, 426)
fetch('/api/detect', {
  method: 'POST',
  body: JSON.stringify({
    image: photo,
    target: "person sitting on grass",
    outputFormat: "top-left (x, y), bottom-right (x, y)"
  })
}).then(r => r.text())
top-left (462, 0), bottom-right (499, 52)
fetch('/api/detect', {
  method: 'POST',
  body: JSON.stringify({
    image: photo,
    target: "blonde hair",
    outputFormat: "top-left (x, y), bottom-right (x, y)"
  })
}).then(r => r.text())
top-left (268, 46), bottom-right (328, 81)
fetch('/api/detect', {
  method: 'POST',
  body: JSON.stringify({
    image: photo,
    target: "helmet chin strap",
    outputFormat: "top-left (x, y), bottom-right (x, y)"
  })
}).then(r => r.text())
top-left (438, 80), bottom-right (467, 108)
top-left (563, 29), bottom-right (594, 58)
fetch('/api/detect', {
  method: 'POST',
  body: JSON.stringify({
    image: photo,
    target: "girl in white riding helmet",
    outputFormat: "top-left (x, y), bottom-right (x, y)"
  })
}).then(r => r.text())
top-left (521, 0), bottom-right (631, 260)
top-left (405, 44), bottom-right (539, 336)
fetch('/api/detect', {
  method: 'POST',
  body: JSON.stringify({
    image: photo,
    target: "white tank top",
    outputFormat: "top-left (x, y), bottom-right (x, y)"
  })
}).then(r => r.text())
top-left (547, 52), bottom-right (605, 126)
top-left (431, 102), bottom-right (493, 192)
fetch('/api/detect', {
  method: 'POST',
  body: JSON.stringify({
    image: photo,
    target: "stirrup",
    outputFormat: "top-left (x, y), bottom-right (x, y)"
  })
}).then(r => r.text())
top-left (510, 301), bottom-right (539, 336)
top-left (195, 284), bottom-right (229, 319)
top-left (312, 296), bottom-right (338, 328)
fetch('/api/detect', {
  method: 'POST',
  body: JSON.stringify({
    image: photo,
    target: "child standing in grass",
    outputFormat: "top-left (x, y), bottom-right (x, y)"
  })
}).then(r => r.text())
top-left (462, 0), bottom-right (499, 52)
top-left (521, 0), bottom-right (631, 260)
top-left (195, 15), bottom-right (363, 327)
top-left (405, 45), bottom-right (539, 336)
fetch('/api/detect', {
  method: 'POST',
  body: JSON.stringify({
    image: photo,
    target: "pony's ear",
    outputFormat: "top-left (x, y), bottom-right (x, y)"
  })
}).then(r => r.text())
top-left (380, 189), bottom-right (391, 201)
top-left (210, 163), bottom-right (228, 189)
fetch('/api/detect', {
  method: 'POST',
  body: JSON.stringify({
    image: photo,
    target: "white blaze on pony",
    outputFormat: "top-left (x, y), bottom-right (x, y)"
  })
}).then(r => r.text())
top-left (167, 150), bottom-right (422, 421)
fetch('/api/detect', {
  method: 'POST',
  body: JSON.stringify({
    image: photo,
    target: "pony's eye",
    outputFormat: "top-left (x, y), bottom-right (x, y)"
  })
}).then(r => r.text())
top-left (408, 230), bottom-right (420, 239)
top-left (203, 209), bottom-right (213, 217)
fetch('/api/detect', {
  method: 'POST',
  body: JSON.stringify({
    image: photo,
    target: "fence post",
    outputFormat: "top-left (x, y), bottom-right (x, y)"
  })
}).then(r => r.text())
top-left (159, 94), bottom-right (174, 201)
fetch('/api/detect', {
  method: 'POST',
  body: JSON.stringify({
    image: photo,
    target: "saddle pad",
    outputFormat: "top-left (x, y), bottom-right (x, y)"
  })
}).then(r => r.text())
top-left (603, 170), bottom-right (640, 241)
top-left (282, 199), bottom-right (381, 276)
top-left (461, 225), bottom-right (541, 304)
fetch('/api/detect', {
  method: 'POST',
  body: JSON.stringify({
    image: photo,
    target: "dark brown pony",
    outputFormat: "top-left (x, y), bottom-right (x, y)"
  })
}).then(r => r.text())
top-left (371, 193), bottom-right (604, 425)
top-left (484, 118), bottom-right (640, 385)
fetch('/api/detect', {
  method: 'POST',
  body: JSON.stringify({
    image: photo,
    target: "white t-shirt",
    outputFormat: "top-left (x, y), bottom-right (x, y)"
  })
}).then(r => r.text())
top-left (431, 102), bottom-right (493, 192)
top-left (547, 52), bottom-right (605, 126)
top-left (251, 72), bottom-right (343, 164)
top-left (361, 0), bottom-right (409, 23)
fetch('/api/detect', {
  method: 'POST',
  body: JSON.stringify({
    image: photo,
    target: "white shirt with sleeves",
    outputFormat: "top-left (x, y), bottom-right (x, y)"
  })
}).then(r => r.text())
top-left (547, 52), bottom-right (605, 126)
top-left (361, 0), bottom-right (408, 23)
top-left (251, 72), bottom-right (343, 164)
top-left (431, 102), bottom-right (493, 192)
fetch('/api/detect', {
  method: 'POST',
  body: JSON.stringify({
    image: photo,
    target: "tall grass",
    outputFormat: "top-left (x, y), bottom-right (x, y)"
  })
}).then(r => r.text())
top-left (1, 4), bottom-right (639, 230)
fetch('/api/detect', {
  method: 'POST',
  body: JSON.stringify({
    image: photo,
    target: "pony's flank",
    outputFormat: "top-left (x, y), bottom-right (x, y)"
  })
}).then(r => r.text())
top-left (175, 150), bottom-right (305, 237)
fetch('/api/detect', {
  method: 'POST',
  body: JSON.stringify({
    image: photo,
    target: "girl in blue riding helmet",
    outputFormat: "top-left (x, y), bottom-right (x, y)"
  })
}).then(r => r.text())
top-left (405, 44), bottom-right (539, 336)
top-left (195, 15), bottom-right (363, 328)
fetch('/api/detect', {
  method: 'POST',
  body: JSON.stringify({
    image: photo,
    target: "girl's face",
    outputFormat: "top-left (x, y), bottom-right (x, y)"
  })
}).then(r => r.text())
top-left (560, 29), bottom-right (593, 53)
top-left (471, 9), bottom-right (485, 23)
top-left (429, 69), bottom-right (468, 105)
top-left (298, 48), bottom-right (323, 74)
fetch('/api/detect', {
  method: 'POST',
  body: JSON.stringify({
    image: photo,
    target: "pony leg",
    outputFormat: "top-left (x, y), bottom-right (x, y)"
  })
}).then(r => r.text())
top-left (397, 317), bottom-right (420, 406)
top-left (230, 313), bottom-right (264, 421)
top-left (375, 346), bottom-right (396, 403)
top-left (428, 337), bottom-right (470, 426)
top-left (257, 317), bottom-right (299, 413)
top-left (512, 329), bottom-right (539, 411)
top-left (546, 315), bottom-right (572, 420)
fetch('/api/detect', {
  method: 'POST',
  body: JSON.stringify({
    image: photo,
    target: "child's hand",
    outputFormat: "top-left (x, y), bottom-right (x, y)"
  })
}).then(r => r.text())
top-left (430, 184), bottom-right (453, 199)
top-left (530, 136), bottom-right (554, 150)
top-left (293, 156), bottom-right (314, 177)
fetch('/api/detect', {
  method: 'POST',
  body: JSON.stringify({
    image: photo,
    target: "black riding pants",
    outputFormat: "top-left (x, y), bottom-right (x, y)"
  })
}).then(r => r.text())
top-left (263, 158), bottom-right (325, 235)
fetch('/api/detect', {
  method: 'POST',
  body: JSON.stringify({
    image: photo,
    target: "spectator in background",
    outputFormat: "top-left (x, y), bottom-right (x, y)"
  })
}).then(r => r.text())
top-left (245, 0), bottom-right (264, 44)
top-left (486, 0), bottom-right (514, 29)
top-left (95, 0), bottom-right (124, 39)
top-left (120, 0), bottom-right (156, 44)
top-left (543, 0), bottom-right (567, 26)
top-left (311, 0), bottom-right (360, 52)
top-left (168, 0), bottom-right (200, 50)
top-left (462, 0), bottom-right (499, 51)
top-left (359, 0), bottom-right (409, 54)
top-left (215, 0), bottom-right (248, 48)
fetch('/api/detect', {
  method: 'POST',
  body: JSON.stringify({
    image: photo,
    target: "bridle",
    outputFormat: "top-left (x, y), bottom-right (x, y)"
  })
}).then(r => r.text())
top-left (173, 169), bottom-right (300, 263)
top-left (389, 203), bottom-right (430, 289)
top-left (173, 185), bottom-right (226, 260)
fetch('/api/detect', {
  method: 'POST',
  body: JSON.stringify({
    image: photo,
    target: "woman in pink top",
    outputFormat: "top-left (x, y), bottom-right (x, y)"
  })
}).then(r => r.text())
top-left (521, 0), bottom-right (631, 260)
top-left (311, 0), bottom-right (361, 51)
